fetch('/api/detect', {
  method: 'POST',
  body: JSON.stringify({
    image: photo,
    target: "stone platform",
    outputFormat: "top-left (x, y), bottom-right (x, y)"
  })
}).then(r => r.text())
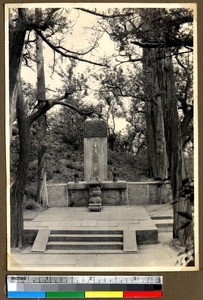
top-left (24, 206), bottom-right (158, 254)
top-left (9, 205), bottom-right (178, 271)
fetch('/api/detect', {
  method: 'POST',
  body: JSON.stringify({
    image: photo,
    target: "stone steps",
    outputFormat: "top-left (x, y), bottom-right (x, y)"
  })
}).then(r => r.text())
top-left (44, 229), bottom-right (140, 253)
top-left (49, 234), bottom-right (123, 242)
top-left (46, 241), bottom-right (123, 250)
top-left (29, 227), bottom-right (157, 253)
top-left (47, 230), bottom-right (123, 251)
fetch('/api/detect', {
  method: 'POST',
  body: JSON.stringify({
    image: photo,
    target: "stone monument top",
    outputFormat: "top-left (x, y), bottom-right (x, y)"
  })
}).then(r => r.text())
top-left (84, 116), bottom-right (107, 138)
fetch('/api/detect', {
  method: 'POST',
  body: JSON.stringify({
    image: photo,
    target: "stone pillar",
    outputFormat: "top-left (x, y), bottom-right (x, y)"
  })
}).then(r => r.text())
top-left (84, 117), bottom-right (107, 181)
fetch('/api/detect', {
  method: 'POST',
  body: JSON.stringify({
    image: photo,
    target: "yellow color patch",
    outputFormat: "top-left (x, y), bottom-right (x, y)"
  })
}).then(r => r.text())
top-left (85, 291), bottom-right (123, 298)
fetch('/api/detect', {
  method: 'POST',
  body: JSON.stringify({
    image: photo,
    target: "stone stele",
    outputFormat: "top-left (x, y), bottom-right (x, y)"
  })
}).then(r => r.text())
top-left (84, 117), bottom-right (107, 181)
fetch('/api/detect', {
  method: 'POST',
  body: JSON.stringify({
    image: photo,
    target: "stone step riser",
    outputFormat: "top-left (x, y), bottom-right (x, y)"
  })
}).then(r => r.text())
top-left (156, 224), bottom-right (173, 227)
top-left (51, 230), bottom-right (123, 235)
top-left (49, 236), bottom-right (123, 242)
top-left (46, 249), bottom-right (124, 254)
top-left (46, 243), bottom-right (123, 250)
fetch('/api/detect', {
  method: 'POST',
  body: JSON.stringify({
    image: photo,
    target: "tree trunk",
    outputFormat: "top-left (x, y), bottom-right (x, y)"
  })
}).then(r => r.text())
top-left (143, 48), bottom-right (169, 204)
top-left (9, 69), bottom-right (21, 139)
top-left (10, 82), bottom-right (31, 248)
top-left (140, 9), bottom-right (190, 242)
top-left (143, 46), bottom-right (190, 241)
top-left (35, 18), bottom-right (48, 206)
top-left (37, 130), bottom-right (48, 206)
top-left (157, 49), bottom-right (185, 238)
top-left (143, 48), bottom-right (168, 181)
top-left (9, 9), bottom-right (27, 126)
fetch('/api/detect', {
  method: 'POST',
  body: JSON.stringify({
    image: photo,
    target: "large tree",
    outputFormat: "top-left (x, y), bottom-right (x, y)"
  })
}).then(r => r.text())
top-left (133, 8), bottom-right (193, 239)
top-left (9, 7), bottom-right (106, 248)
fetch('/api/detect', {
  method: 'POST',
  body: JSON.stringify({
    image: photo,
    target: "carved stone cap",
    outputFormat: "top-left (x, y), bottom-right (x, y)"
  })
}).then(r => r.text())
top-left (84, 117), bottom-right (107, 138)
top-left (87, 176), bottom-right (102, 187)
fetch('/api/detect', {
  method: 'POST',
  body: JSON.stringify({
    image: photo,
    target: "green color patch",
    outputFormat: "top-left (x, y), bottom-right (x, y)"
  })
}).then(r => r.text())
top-left (46, 291), bottom-right (85, 298)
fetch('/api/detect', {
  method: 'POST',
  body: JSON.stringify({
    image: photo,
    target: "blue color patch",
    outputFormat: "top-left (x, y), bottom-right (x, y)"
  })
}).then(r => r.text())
top-left (7, 291), bottom-right (46, 298)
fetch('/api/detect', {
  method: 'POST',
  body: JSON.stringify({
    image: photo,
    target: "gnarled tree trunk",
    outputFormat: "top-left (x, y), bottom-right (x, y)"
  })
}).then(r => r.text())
top-left (10, 83), bottom-right (31, 248)
top-left (143, 48), bottom-right (169, 203)
top-left (143, 46), bottom-right (191, 241)
top-left (157, 49), bottom-right (187, 238)
top-left (9, 9), bottom-right (27, 134)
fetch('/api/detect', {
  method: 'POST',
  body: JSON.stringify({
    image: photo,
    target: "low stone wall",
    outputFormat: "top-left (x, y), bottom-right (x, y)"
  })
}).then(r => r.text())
top-left (47, 183), bottom-right (68, 207)
top-left (128, 181), bottom-right (172, 205)
top-left (47, 181), bottom-right (172, 207)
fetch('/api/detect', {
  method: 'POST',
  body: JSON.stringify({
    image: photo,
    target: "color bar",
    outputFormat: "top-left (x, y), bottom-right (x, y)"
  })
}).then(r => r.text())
top-left (85, 291), bottom-right (123, 298)
top-left (46, 291), bottom-right (85, 298)
top-left (7, 291), bottom-right (46, 298)
top-left (8, 290), bottom-right (163, 299)
top-left (124, 291), bottom-right (163, 298)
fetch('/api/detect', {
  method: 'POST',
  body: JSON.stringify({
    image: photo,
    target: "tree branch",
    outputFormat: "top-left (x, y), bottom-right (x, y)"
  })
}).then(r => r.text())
top-left (101, 83), bottom-right (140, 99)
top-left (53, 39), bottom-right (99, 56)
top-left (29, 93), bottom-right (93, 124)
top-left (53, 100), bottom-right (93, 117)
top-left (131, 37), bottom-right (193, 49)
top-left (75, 8), bottom-right (134, 18)
top-left (153, 49), bottom-right (193, 62)
top-left (116, 57), bottom-right (142, 66)
top-left (34, 28), bottom-right (109, 67)
top-left (29, 94), bottom-right (65, 124)
top-left (131, 40), bottom-right (165, 48)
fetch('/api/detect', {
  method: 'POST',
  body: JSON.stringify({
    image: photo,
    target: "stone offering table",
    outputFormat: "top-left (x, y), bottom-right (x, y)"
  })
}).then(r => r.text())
top-left (66, 181), bottom-right (127, 207)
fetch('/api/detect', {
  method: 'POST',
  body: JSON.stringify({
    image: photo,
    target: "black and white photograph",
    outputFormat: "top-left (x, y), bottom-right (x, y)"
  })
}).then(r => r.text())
top-left (6, 2), bottom-right (198, 271)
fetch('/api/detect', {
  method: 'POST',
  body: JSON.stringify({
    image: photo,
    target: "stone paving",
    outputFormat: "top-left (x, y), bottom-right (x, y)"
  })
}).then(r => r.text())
top-left (9, 205), bottom-right (180, 271)
top-left (24, 206), bottom-right (155, 230)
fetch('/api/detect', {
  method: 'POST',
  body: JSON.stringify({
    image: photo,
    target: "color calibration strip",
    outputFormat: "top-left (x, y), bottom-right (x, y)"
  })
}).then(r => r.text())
top-left (7, 275), bottom-right (163, 298)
